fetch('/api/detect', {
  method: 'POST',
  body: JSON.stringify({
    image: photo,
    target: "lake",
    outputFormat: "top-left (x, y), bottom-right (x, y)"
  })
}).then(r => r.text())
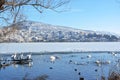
top-left (0, 52), bottom-right (120, 80)
top-left (0, 42), bottom-right (120, 80)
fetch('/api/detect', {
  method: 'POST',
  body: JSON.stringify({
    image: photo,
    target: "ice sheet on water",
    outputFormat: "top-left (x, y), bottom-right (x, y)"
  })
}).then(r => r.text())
top-left (0, 42), bottom-right (120, 53)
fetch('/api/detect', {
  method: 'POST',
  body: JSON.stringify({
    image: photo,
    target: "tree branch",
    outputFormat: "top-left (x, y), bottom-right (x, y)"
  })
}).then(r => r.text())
top-left (0, 0), bottom-right (70, 24)
top-left (13, 6), bottom-right (21, 23)
top-left (0, 17), bottom-right (10, 24)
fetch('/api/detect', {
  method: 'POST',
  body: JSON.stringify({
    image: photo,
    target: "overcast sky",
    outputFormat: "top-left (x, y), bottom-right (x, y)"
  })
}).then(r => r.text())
top-left (25, 0), bottom-right (120, 34)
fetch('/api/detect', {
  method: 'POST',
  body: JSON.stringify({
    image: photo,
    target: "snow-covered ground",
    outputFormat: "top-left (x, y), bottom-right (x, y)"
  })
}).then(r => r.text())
top-left (0, 42), bottom-right (120, 54)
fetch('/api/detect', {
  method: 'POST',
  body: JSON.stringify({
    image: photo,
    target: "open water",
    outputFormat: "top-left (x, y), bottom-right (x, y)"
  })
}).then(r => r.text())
top-left (0, 52), bottom-right (120, 80)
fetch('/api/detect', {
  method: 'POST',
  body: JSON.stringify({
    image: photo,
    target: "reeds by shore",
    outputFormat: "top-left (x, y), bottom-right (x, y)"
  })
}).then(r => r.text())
top-left (108, 71), bottom-right (120, 80)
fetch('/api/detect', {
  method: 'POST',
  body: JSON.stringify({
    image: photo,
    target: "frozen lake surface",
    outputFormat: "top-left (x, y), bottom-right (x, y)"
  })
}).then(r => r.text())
top-left (0, 42), bottom-right (120, 54)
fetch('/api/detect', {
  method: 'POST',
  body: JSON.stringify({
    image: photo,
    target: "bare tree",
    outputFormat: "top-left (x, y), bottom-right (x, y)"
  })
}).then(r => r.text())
top-left (0, 0), bottom-right (70, 25)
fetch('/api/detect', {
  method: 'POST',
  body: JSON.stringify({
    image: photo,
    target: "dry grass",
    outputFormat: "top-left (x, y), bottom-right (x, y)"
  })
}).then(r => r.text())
top-left (22, 74), bottom-right (48, 80)
top-left (34, 75), bottom-right (48, 80)
top-left (108, 71), bottom-right (120, 80)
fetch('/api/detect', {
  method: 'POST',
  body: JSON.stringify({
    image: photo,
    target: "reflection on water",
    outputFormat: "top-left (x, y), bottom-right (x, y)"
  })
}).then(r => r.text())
top-left (0, 52), bottom-right (120, 80)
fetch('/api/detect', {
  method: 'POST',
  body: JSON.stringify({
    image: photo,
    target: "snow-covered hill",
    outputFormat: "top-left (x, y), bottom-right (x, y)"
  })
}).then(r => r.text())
top-left (0, 21), bottom-right (120, 42)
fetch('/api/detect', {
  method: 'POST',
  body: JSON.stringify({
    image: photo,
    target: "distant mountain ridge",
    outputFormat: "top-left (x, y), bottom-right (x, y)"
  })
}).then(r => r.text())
top-left (0, 21), bottom-right (120, 42)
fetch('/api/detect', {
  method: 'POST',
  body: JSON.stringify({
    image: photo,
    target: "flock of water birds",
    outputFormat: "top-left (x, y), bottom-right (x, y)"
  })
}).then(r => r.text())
top-left (49, 52), bottom-right (116, 65)
top-left (47, 52), bottom-right (119, 80)
top-left (0, 53), bottom-right (32, 68)
top-left (0, 52), bottom-right (119, 80)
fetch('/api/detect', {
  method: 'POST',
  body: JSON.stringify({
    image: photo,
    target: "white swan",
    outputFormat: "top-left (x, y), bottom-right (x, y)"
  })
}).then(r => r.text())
top-left (95, 60), bottom-right (101, 64)
top-left (27, 54), bottom-right (31, 59)
top-left (87, 54), bottom-right (92, 58)
top-left (112, 52), bottom-right (117, 56)
top-left (11, 53), bottom-right (17, 60)
top-left (20, 54), bottom-right (24, 59)
top-left (50, 56), bottom-right (56, 62)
